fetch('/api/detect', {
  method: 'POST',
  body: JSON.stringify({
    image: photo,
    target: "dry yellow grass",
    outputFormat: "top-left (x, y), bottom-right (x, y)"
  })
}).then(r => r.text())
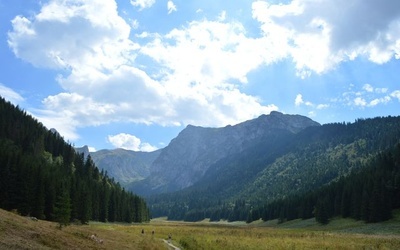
top-left (2, 209), bottom-right (400, 249)
top-left (0, 209), bottom-right (164, 249)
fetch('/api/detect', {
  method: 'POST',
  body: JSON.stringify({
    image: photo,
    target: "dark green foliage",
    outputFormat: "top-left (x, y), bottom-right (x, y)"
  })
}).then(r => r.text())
top-left (315, 197), bottom-right (329, 225)
top-left (148, 114), bottom-right (400, 224)
top-left (54, 189), bottom-right (71, 229)
top-left (0, 97), bottom-right (150, 224)
top-left (259, 144), bottom-right (400, 224)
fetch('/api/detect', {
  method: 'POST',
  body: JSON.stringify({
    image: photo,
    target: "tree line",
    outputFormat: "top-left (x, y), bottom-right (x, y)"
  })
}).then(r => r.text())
top-left (159, 143), bottom-right (400, 224)
top-left (0, 97), bottom-right (150, 226)
top-left (257, 144), bottom-right (400, 224)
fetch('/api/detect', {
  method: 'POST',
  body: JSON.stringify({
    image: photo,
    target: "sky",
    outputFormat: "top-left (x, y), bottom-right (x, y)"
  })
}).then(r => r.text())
top-left (1, 0), bottom-right (400, 152)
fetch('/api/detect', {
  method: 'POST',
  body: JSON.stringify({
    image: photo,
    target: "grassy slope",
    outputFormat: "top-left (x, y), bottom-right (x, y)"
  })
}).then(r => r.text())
top-left (0, 209), bottom-right (164, 249)
top-left (2, 208), bottom-right (400, 249)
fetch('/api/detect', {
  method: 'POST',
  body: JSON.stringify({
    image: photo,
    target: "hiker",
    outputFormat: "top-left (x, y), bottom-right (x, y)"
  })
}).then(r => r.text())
top-left (141, 229), bottom-right (144, 234)
top-left (152, 230), bottom-right (155, 236)
top-left (168, 234), bottom-right (172, 243)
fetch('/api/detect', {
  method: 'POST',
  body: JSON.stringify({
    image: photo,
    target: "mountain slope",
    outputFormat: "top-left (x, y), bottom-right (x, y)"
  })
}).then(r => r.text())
top-left (89, 148), bottom-right (161, 185)
top-left (130, 111), bottom-right (320, 195)
top-left (0, 96), bottom-right (150, 224)
top-left (148, 115), bottom-right (400, 221)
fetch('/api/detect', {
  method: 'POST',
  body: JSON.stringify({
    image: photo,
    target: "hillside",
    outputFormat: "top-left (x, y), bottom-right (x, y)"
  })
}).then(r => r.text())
top-left (148, 115), bottom-right (400, 222)
top-left (0, 209), bottom-right (164, 249)
top-left (129, 111), bottom-right (320, 195)
top-left (77, 147), bottom-right (161, 186)
top-left (0, 97), bottom-right (150, 225)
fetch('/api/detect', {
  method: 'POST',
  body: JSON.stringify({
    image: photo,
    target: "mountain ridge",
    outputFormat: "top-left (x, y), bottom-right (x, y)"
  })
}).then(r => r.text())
top-left (81, 112), bottom-right (320, 195)
top-left (148, 115), bottom-right (400, 222)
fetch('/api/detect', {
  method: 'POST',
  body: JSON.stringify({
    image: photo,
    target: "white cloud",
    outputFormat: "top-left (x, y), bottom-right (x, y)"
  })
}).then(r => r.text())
top-left (252, 0), bottom-right (400, 76)
top-left (316, 104), bottom-right (329, 110)
top-left (107, 133), bottom-right (157, 152)
top-left (8, 0), bottom-right (136, 71)
top-left (88, 146), bottom-right (97, 152)
top-left (218, 11), bottom-right (226, 21)
top-left (361, 84), bottom-right (388, 94)
top-left (141, 19), bottom-right (275, 86)
top-left (368, 96), bottom-right (391, 107)
top-left (308, 111), bottom-right (316, 117)
top-left (8, 1), bottom-right (278, 143)
top-left (130, 0), bottom-right (155, 10)
top-left (354, 97), bottom-right (367, 107)
top-left (295, 94), bottom-right (303, 106)
top-left (342, 83), bottom-right (397, 108)
top-left (294, 94), bottom-right (313, 107)
top-left (131, 19), bottom-right (139, 29)
top-left (363, 84), bottom-right (374, 93)
top-left (391, 90), bottom-right (400, 101)
top-left (167, 1), bottom-right (177, 14)
top-left (33, 108), bottom-right (80, 140)
top-left (0, 83), bottom-right (24, 104)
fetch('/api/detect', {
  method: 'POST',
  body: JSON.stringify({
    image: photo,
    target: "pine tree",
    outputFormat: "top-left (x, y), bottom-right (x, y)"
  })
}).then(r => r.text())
top-left (54, 190), bottom-right (71, 229)
top-left (315, 197), bottom-right (329, 225)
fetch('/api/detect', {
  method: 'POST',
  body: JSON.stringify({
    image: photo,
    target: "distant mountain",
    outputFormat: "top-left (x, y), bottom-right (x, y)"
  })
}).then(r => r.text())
top-left (75, 145), bottom-right (90, 159)
top-left (89, 148), bottom-right (161, 185)
top-left (129, 111), bottom-right (320, 195)
top-left (70, 109), bottom-right (400, 224)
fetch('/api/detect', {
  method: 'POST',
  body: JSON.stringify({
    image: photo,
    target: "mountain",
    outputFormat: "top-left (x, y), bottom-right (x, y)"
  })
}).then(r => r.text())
top-left (129, 111), bottom-right (320, 195)
top-left (147, 115), bottom-right (400, 222)
top-left (75, 145), bottom-right (90, 158)
top-left (88, 148), bottom-right (161, 185)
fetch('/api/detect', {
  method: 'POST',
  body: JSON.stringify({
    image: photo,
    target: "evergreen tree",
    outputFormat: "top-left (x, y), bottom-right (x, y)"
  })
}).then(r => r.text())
top-left (54, 190), bottom-right (72, 229)
top-left (315, 197), bottom-right (329, 225)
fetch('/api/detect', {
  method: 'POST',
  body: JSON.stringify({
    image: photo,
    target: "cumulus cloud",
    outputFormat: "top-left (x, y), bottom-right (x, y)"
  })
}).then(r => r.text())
top-left (391, 90), bottom-right (400, 101)
top-left (294, 94), bottom-right (303, 106)
top-left (107, 133), bottom-right (157, 152)
top-left (8, 0), bottom-right (136, 71)
top-left (167, 1), bottom-right (177, 14)
top-left (141, 19), bottom-right (274, 86)
top-left (294, 94), bottom-right (313, 107)
top-left (354, 97), bottom-right (367, 107)
top-left (0, 83), bottom-right (24, 104)
top-left (33, 108), bottom-right (80, 140)
top-left (130, 0), bottom-right (155, 10)
top-left (7, 0), bottom-right (278, 142)
top-left (252, 0), bottom-right (400, 77)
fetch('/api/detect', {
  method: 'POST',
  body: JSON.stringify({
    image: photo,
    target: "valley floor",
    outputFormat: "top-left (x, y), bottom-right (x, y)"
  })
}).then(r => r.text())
top-left (1, 209), bottom-right (400, 249)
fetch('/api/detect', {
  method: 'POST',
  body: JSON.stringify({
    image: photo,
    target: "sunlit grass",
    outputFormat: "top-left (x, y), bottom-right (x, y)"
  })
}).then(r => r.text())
top-left (2, 209), bottom-right (400, 249)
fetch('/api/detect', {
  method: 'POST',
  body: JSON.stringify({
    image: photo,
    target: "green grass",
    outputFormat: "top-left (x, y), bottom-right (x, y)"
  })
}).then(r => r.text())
top-left (2, 208), bottom-right (400, 249)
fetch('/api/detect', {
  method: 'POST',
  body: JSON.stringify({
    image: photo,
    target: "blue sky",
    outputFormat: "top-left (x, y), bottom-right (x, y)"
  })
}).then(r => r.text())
top-left (1, 0), bottom-right (400, 152)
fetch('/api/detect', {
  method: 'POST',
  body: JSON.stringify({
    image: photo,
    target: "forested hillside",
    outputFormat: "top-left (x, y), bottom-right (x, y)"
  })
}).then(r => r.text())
top-left (149, 116), bottom-right (400, 224)
top-left (259, 144), bottom-right (400, 225)
top-left (0, 97), bottom-right (150, 225)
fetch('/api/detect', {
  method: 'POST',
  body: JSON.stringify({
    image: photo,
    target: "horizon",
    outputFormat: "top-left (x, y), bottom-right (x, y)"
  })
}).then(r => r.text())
top-left (75, 111), bottom-right (396, 152)
top-left (1, 0), bottom-right (400, 152)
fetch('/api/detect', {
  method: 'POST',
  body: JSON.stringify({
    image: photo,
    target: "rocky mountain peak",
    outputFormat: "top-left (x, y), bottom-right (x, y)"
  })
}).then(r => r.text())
top-left (132, 112), bottom-right (320, 195)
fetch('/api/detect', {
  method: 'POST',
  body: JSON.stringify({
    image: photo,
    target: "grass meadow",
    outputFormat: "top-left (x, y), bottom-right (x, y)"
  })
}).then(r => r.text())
top-left (1, 209), bottom-right (400, 249)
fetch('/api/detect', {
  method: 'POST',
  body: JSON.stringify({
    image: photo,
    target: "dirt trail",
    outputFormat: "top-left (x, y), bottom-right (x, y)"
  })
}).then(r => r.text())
top-left (162, 239), bottom-right (181, 250)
